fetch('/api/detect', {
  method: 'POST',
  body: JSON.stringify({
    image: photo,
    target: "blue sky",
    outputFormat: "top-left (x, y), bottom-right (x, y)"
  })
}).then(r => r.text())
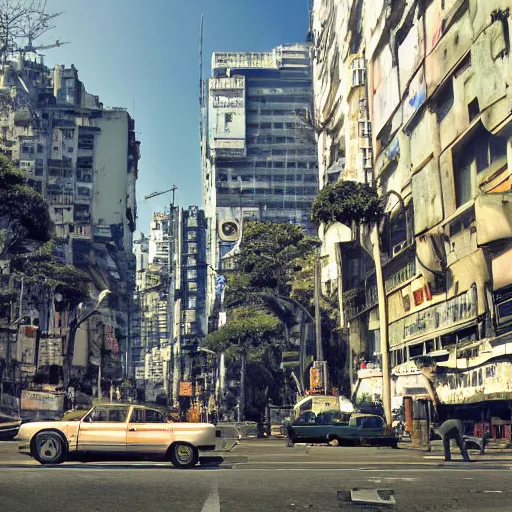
top-left (44, 0), bottom-right (310, 236)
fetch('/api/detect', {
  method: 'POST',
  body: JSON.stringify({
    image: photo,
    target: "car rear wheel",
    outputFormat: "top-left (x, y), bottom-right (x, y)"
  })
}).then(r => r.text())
top-left (33, 431), bottom-right (66, 465)
top-left (169, 442), bottom-right (199, 469)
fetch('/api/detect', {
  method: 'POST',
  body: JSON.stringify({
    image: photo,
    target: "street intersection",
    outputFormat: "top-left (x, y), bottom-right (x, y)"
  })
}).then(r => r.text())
top-left (1, 438), bottom-right (511, 511)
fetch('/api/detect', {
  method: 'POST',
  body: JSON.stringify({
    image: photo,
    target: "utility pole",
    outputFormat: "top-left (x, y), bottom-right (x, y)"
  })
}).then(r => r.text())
top-left (240, 349), bottom-right (246, 422)
top-left (313, 249), bottom-right (328, 394)
top-left (314, 250), bottom-right (323, 361)
top-left (145, 186), bottom-right (178, 407)
top-left (372, 224), bottom-right (392, 428)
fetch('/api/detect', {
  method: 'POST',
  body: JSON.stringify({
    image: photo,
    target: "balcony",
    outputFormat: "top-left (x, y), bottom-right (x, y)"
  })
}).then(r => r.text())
top-left (475, 193), bottom-right (512, 246)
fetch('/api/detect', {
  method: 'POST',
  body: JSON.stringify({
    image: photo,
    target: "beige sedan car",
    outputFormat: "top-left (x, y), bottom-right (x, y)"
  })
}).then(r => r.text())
top-left (15, 403), bottom-right (220, 468)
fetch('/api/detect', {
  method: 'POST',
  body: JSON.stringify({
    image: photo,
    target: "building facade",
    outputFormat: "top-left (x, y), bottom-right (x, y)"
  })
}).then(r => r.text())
top-left (0, 53), bottom-right (140, 407)
top-left (134, 207), bottom-right (207, 411)
top-left (312, 0), bottom-right (512, 435)
top-left (201, 44), bottom-right (319, 323)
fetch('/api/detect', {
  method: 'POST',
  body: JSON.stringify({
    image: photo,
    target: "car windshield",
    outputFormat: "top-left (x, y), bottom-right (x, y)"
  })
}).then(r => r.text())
top-left (0, 1), bottom-right (510, 510)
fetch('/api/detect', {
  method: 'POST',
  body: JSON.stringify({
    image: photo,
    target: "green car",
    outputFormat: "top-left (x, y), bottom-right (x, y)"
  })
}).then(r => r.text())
top-left (287, 412), bottom-right (398, 448)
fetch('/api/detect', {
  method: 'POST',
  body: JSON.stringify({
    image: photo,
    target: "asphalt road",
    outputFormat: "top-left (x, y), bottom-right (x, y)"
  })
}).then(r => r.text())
top-left (1, 439), bottom-right (512, 511)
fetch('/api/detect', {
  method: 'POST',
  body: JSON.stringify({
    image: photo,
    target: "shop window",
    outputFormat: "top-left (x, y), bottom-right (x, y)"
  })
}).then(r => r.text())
top-left (409, 343), bottom-right (423, 358)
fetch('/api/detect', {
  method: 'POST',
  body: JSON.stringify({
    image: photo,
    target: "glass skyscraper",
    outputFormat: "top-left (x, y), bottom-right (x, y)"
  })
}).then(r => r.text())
top-left (201, 44), bottom-right (319, 317)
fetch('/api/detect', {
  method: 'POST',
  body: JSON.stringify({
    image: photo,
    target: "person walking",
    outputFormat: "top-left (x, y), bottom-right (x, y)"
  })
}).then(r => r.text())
top-left (435, 419), bottom-right (470, 462)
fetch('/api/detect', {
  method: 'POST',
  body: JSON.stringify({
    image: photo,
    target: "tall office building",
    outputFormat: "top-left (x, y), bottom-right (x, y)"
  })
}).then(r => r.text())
top-left (201, 44), bottom-right (318, 319)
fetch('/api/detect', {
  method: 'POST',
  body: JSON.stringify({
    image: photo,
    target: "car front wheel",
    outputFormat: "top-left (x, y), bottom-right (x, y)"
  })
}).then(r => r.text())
top-left (33, 431), bottom-right (66, 465)
top-left (169, 442), bottom-right (199, 469)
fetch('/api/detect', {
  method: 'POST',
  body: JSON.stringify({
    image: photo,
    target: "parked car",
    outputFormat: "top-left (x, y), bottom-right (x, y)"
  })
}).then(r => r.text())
top-left (287, 412), bottom-right (399, 448)
top-left (0, 413), bottom-right (22, 440)
top-left (15, 403), bottom-right (220, 468)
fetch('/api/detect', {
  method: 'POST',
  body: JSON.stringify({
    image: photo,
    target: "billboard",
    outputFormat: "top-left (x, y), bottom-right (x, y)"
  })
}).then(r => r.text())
top-left (208, 77), bottom-right (246, 157)
top-left (21, 390), bottom-right (64, 412)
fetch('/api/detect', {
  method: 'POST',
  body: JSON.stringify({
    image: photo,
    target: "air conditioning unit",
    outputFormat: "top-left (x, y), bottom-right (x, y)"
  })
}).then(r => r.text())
top-left (218, 218), bottom-right (240, 242)
top-left (392, 240), bottom-right (407, 256)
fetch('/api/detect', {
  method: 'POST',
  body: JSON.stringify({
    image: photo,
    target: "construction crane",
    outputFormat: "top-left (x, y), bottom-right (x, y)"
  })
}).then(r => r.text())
top-left (144, 186), bottom-right (178, 206)
top-left (23, 40), bottom-right (70, 55)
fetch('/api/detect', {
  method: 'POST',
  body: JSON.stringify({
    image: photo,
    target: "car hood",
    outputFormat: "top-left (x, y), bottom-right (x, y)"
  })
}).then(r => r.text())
top-left (15, 420), bottom-right (77, 439)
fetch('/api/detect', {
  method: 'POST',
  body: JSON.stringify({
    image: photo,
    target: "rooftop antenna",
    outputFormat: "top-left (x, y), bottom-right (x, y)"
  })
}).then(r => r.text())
top-left (199, 13), bottom-right (204, 140)
top-left (306, 0), bottom-right (314, 43)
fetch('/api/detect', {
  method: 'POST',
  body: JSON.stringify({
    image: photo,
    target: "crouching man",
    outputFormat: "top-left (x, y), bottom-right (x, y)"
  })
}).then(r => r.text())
top-left (435, 419), bottom-right (470, 462)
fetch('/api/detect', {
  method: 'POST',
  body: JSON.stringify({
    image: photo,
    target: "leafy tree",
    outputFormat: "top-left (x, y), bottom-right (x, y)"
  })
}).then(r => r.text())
top-left (311, 180), bottom-right (383, 226)
top-left (206, 306), bottom-right (285, 356)
top-left (11, 240), bottom-right (90, 305)
top-left (0, 155), bottom-right (52, 255)
top-left (235, 220), bottom-right (318, 295)
top-left (206, 306), bottom-right (286, 424)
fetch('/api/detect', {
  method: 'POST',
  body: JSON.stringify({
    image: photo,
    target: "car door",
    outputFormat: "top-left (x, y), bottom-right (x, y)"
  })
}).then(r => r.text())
top-left (126, 408), bottom-right (172, 456)
top-left (357, 416), bottom-right (386, 441)
top-left (77, 405), bottom-right (130, 453)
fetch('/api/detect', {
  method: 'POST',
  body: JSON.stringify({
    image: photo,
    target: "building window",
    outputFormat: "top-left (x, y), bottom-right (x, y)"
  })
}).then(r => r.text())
top-left (186, 256), bottom-right (196, 267)
top-left (358, 121), bottom-right (372, 138)
top-left (187, 230), bottom-right (197, 240)
top-left (187, 270), bottom-right (197, 280)
top-left (77, 168), bottom-right (93, 182)
top-left (351, 58), bottom-right (366, 86)
top-left (360, 147), bottom-right (373, 169)
top-left (78, 132), bottom-right (94, 150)
top-left (188, 282), bottom-right (197, 293)
top-left (37, 144), bottom-right (44, 153)
top-left (433, 81), bottom-right (454, 124)
top-left (188, 296), bottom-right (197, 309)
top-left (62, 129), bottom-right (74, 139)
top-left (453, 124), bottom-right (508, 207)
top-left (77, 186), bottom-right (91, 197)
top-left (77, 156), bottom-right (93, 168)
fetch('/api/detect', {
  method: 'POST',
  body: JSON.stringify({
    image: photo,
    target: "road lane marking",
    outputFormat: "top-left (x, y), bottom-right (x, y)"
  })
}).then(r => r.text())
top-left (201, 481), bottom-right (220, 512)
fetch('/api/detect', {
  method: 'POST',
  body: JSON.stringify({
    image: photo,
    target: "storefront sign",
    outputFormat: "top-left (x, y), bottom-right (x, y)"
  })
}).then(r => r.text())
top-left (389, 287), bottom-right (477, 347)
top-left (179, 381), bottom-right (193, 397)
top-left (21, 390), bottom-right (64, 412)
